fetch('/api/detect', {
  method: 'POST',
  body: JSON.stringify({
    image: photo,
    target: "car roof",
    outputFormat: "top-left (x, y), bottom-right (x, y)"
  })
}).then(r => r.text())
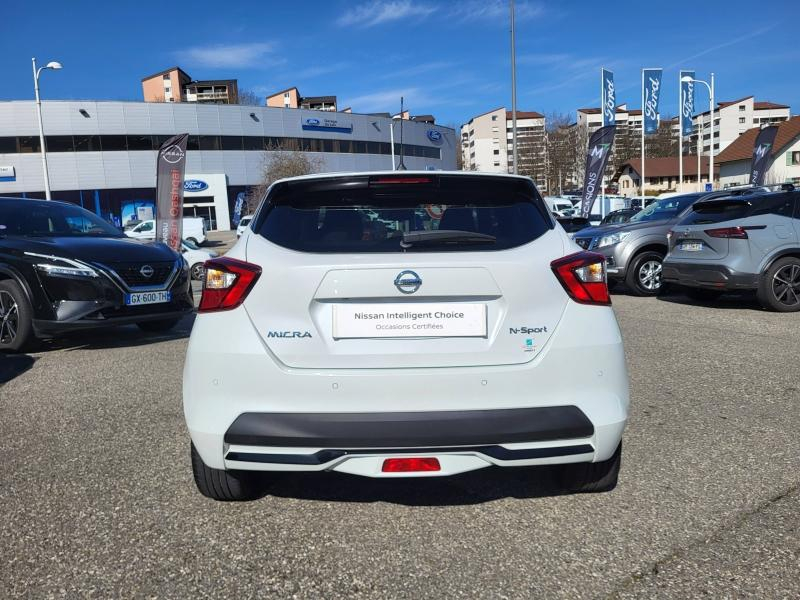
top-left (269, 170), bottom-right (534, 186)
top-left (0, 196), bottom-right (76, 208)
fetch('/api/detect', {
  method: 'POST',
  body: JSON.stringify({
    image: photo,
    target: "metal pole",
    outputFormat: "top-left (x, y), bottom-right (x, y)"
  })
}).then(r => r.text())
top-left (709, 73), bottom-right (715, 190)
top-left (32, 58), bottom-right (52, 200)
top-left (510, 0), bottom-right (518, 175)
top-left (390, 119), bottom-right (395, 171)
top-left (397, 96), bottom-right (406, 170)
top-left (678, 72), bottom-right (683, 192)
top-left (640, 69), bottom-right (645, 199)
top-left (599, 67), bottom-right (605, 218)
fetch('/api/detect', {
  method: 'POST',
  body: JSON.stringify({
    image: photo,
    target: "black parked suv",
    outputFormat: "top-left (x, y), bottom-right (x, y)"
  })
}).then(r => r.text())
top-left (0, 197), bottom-right (193, 352)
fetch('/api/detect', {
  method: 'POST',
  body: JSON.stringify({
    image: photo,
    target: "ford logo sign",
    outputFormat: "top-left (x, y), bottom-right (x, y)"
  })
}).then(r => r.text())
top-left (305, 118), bottom-right (320, 126)
top-left (184, 179), bottom-right (208, 192)
top-left (426, 130), bottom-right (443, 143)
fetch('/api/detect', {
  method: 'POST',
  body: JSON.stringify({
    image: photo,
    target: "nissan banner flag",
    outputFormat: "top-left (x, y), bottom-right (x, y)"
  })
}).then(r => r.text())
top-left (155, 133), bottom-right (189, 251)
top-left (643, 68), bottom-right (663, 135)
top-left (680, 70), bottom-right (695, 137)
top-left (601, 68), bottom-right (615, 127)
top-left (750, 125), bottom-right (779, 186)
top-left (580, 125), bottom-right (616, 218)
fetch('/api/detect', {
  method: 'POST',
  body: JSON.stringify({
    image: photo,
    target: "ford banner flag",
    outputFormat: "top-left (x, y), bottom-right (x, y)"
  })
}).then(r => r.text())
top-left (580, 125), bottom-right (616, 218)
top-left (155, 133), bottom-right (189, 251)
top-left (643, 68), bottom-right (663, 135)
top-left (750, 125), bottom-right (779, 186)
top-left (601, 68), bottom-right (615, 127)
top-left (680, 70), bottom-right (695, 137)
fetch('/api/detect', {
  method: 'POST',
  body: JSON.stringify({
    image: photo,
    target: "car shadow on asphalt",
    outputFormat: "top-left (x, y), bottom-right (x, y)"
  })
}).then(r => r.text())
top-left (655, 290), bottom-right (763, 311)
top-left (33, 313), bottom-right (196, 353)
top-left (262, 466), bottom-right (567, 506)
top-left (0, 354), bottom-right (37, 384)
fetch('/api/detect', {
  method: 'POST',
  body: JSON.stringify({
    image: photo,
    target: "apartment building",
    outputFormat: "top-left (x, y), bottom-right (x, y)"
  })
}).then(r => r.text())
top-left (689, 96), bottom-right (790, 156)
top-left (461, 107), bottom-right (547, 190)
top-left (141, 67), bottom-right (238, 104)
top-left (717, 116), bottom-right (800, 187)
top-left (266, 87), bottom-right (338, 111)
top-left (576, 104), bottom-right (643, 134)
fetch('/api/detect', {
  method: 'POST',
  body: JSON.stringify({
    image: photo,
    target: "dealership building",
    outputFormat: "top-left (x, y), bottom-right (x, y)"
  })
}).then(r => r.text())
top-left (0, 101), bottom-right (456, 230)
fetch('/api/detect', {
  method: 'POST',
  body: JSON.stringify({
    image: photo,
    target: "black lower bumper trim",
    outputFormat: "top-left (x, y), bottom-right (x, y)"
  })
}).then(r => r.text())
top-left (225, 444), bottom-right (595, 465)
top-left (32, 308), bottom-right (193, 335)
top-left (662, 261), bottom-right (759, 289)
top-left (224, 406), bottom-right (594, 448)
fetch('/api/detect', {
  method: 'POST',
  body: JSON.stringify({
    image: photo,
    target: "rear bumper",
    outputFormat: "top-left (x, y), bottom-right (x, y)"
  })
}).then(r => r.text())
top-left (225, 406), bottom-right (594, 448)
top-left (662, 260), bottom-right (759, 290)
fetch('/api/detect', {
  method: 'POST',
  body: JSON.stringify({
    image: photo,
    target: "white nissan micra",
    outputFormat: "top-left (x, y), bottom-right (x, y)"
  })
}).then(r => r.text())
top-left (183, 172), bottom-right (629, 501)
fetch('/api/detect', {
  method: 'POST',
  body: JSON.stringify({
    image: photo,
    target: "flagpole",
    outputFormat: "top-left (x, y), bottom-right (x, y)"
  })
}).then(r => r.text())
top-left (640, 69), bottom-right (645, 200)
top-left (600, 67), bottom-right (605, 218)
top-left (678, 72), bottom-right (683, 192)
top-left (510, 0), bottom-right (518, 175)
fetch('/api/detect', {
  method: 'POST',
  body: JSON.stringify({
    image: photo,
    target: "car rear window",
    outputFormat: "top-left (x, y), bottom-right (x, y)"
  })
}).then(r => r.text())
top-left (256, 175), bottom-right (552, 253)
top-left (679, 200), bottom-right (752, 225)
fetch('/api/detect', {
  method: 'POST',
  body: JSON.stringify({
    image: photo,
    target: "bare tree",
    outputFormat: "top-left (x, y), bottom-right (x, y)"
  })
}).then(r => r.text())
top-left (243, 142), bottom-right (323, 212)
top-left (645, 119), bottom-right (678, 159)
top-left (237, 89), bottom-right (262, 106)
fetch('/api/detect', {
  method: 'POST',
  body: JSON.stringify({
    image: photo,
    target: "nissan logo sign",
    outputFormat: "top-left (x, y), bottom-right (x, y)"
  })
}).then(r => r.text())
top-left (139, 265), bottom-right (155, 278)
top-left (184, 179), bottom-right (208, 192)
top-left (394, 270), bottom-right (422, 294)
top-left (161, 144), bottom-right (185, 164)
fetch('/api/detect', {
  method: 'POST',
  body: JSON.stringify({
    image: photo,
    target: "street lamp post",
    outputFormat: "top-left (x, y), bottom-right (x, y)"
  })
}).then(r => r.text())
top-left (682, 73), bottom-right (714, 191)
top-left (510, 0), bottom-right (518, 175)
top-left (32, 57), bottom-right (62, 200)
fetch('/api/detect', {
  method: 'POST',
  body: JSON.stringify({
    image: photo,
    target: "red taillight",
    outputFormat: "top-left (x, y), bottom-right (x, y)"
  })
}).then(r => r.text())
top-left (198, 257), bottom-right (261, 313)
top-left (551, 251), bottom-right (611, 306)
top-left (704, 226), bottom-right (748, 239)
top-left (381, 457), bottom-right (441, 473)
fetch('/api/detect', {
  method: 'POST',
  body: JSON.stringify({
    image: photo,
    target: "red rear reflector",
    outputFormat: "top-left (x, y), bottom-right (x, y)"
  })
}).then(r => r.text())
top-left (381, 457), bottom-right (441, 473)
top-left (551, 251), bottom-right (611, 306)
top-left (198, 257), bottom-right (261, 313)
top-left (704, 226), bottom-right (748, 239)
top-left (371, 177), bottom-right (432, 185)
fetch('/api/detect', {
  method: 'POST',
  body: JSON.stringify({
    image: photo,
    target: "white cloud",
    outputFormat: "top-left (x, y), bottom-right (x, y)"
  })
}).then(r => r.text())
top-left (379, 61), bottom-right (455, 79)
top-left (336, 1), bottom-right (437, 28)
top-left (177, 42), bottom-right (276, 68)
top-left (451, 0), bottom-right (545, 22)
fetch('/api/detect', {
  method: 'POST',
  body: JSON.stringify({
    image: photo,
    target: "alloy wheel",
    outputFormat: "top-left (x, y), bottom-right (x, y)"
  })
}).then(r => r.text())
top-left (772, 263), bottom-right (800, 307)
top-left (191, 263), bottom-right (205, 281)
top-left (0, 290), bottom-right (19, 345)
top-left (638, 260), bottom-right (662, 291)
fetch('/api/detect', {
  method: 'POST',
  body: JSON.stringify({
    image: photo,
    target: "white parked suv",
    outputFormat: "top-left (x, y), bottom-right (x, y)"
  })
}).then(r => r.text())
top-left (183, 172), bottom-right (629, 501)
top-left (126, 217), bottom-right (207, 246)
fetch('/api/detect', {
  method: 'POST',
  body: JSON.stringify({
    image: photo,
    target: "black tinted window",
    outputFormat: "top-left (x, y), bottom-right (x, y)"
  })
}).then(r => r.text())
top-left (0, 200), bottom-right (122, 237)
top-left (257, 176), bottom-right (550, 253)
top-left (681, 201), bottom-right (751, 224)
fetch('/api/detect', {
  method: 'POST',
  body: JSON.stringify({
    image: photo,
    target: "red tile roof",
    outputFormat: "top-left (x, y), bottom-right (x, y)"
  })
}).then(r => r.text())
top-left (717, 116), bottom-right (800, 163)
top-left (754, 101), bottom-right (790, 110)
top-left (506, 110), bottom-right (544, 119)
top-left (615, 156), bottom-right (718, 178)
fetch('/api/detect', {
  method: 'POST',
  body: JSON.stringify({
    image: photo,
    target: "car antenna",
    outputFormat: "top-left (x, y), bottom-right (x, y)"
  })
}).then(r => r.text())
top-left (397, 96), bottom-right (407, 171)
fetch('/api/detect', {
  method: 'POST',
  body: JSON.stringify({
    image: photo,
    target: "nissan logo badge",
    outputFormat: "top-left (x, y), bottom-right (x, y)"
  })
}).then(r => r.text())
top-left (394, 270), bottom-right (422, 294)
top-left (140, 265), bottom-right (155, 278)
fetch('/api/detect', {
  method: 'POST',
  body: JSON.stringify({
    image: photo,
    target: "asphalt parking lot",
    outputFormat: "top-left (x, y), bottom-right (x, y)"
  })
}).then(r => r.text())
top-left (1, 290), bottom-right (799, 599)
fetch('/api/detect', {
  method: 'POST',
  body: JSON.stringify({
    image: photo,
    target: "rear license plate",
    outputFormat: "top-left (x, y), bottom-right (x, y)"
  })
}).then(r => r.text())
top-left (124, 291), bottom-right (171, 306)
top-left (332, 303), bottom-right (487, 339)
top-left (679, 242), bottom-right (703, 252)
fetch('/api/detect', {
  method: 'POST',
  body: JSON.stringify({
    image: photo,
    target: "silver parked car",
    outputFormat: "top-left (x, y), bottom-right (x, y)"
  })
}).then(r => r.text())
top-left (663, 188), bottom-right (800, 311)
top-left (573, 193), bottom-right (705, 295)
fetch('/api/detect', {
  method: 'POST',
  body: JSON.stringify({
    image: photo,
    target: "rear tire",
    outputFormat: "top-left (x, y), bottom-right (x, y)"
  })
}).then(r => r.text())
top-left (557, 442), bottom-right (621, 494)
top-left (186, 237), bottom-right (199, 246)
top-left (191, 442), bottom-right (268, 501)
top-left (757, 257), bottom-right (800, 312)
top-left (136, 318), bottom-right (181, 333)
top-left (0, 280), bottom-right (37, 353)
top-left (685, 287), bottom-right (724, 302)
top-left (626, 251), bottom-right (664, 296)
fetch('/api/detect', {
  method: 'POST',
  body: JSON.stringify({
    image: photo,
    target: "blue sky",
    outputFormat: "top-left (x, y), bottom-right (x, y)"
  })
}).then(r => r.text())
top-left (2, 0), bottom-right (798, 128)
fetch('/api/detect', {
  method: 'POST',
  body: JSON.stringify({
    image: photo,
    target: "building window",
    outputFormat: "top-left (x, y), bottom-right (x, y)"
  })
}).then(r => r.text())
top-left (739, 117), bottom-right (746, 124)
top-left (739, 105), bottom-right (745, 111)
top-left (491, 115), bottom-right (497, 121)
top-left (493, 149), bottom-right (499, 155)
top-left (163, 74), bottom-right (170, 80)
top-left (493, 161), bottom-right (500, 166)
top-left (789, 151), bottom-right (800, 165)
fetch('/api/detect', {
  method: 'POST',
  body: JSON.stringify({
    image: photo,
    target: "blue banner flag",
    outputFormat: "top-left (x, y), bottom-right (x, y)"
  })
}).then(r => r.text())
top-left (643, 69), bottom-right (663, 135)
top-left (601, 69), bottom-right (615, 127)
top-left (580, 125), bottom-right (616, 218)
top-left (680, 70), bottom-right (695, 137)
top-left (233, 192), bottom-right (246, 227)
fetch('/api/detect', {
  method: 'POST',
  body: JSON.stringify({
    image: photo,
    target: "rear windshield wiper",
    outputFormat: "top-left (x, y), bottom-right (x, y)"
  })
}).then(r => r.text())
top-left (400, 229), bottom-right (496, 249)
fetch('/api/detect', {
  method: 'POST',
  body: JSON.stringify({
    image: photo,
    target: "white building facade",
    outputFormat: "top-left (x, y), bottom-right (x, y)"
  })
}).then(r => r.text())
top-left (0, 101), bottom-right (456, 230)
